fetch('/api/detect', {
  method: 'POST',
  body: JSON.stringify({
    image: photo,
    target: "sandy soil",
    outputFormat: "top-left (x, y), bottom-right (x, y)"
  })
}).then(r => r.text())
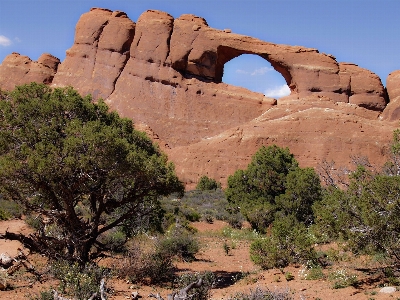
top-left (1, 219), bottom-right (399, 300)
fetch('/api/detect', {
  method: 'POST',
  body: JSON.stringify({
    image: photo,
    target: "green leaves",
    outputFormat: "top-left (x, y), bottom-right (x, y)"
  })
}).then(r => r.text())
top-left (225, 145), bottom-right (321, 232)
top-left (0, 83), bottom-right (184, 262)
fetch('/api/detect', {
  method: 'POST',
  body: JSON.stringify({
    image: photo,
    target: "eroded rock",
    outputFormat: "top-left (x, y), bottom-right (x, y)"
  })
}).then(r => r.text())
top-left (0, 7), bottom-right (399, 187)
top-left (0, 52), bottom-right (59, 90)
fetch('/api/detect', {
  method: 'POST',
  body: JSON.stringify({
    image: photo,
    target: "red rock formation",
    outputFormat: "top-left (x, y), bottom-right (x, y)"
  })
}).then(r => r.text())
top-left (381, 70), bottom-right (400, 121)
top-left (0, 53), bottom-right (59, 90)
top-left (0, 8), bottom-right (399, 188)
top-left (51, 8), bottom-right (135, 100)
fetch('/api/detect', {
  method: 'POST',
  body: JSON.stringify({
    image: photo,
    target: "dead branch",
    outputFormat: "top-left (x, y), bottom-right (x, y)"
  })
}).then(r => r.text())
top-left (150, 278), bottom-right (203, 300)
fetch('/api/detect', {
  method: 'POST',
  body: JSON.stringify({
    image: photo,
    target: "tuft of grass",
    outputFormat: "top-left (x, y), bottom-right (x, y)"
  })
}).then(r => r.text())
top-left (328, 269), bottom-right (358, 289)
top-left (228, 286), bottom-right (294, 300)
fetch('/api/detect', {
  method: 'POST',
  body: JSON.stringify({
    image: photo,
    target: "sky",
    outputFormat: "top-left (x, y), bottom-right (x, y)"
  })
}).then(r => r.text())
top-left (0, 0), bottom-right (399, 98)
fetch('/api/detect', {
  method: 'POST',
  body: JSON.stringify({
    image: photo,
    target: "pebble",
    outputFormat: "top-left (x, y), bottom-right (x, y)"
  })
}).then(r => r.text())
top-left (379, 286), bottom-right (396, 293)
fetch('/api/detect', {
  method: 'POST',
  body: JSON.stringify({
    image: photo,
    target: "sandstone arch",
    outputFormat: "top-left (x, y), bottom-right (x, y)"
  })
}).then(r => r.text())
top-left (1, 7), bottom-right (399, 188)
top-left (221, 53), bottom-right (290, 99)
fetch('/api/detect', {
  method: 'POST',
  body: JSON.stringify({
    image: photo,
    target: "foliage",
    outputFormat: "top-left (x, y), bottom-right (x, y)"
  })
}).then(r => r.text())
top-left (313, 165), bottom-right (400, 261)
top-left (250, 215), bottom-right (316, 269)
top-left (196, 175), bottom-right (221, 191)
top-left (225, 145), bottom-right (321, 233)
top-left (117, 241), bottom-right (175, 285)
top-left (0, 83), bottom-right (184, 263)
top-left (97, 227), bottom-right (127, 253)
top-left (28, 290), bottom-right (55, 300)
top-left (0, 199), bottom-right (22, 220)
top-left (228, 286), bottom-right (294, 300)
top-left (51, 260), bottom-right (107, 299)
top-left (298, 261), bottom-right (325, 280)
top-left (0, 208), bottom-right (9, 220)
top-left (173, 271), bottom-right (215, 300)
top-left (275, 167), bottom-right (322, 225)
top-left (161, 188), bottom-right (231, 228)
top-left (158, 226), bottom-right (200, 261)
top-left (328, 269), bottom-right (358, 289)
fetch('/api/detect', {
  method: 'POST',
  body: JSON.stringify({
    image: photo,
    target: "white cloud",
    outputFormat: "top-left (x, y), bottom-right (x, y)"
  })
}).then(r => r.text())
top-left (264, 84), bottom-right (291, 98)
top-left (236, 66), bottom-right (273, 76)
top-left (0, 35), bottom-right (12, 46)
top-left (251, 67), bottom-right (272, 76)
top-left (14, 37), bottom-right (21, 43)
top-left (235, 69), bottom-right (249, 75)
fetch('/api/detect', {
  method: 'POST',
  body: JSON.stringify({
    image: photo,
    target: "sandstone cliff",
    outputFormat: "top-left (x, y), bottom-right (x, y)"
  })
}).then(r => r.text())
top-left (0, 8), bottom-right (399, 188)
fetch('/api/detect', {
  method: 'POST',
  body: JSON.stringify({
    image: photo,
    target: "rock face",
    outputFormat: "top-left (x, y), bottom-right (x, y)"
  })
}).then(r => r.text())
top-left (0, 52), bottom-right (59, 90)
top-left (52, 8), bottom-right (136, 100)
top-left (382, 70), bottom-right (400, 121)
top-left (0, 8), bottom-right (399, 187)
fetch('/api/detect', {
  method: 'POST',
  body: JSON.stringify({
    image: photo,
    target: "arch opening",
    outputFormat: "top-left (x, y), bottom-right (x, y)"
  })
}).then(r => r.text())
top-left (221, 54), bottom-right (290, 99)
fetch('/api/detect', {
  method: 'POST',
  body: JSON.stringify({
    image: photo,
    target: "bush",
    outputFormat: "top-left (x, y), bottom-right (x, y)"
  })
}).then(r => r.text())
top-left (118, 242), bottom-right (175, 285)
top-left (226, 212), bottom-right (244, 229)
top-left (28, 290), bottom-right (54, 300)
top-left (196, 176), bottom-right (221, 191)
top-left (313, 166), bottom-right (400, 262)
top-left (228, 286), bottom-right (294, 300)
top-left (157, 227), bottom-right (200, 261)
top-left (225, 145), bottom-right (321, 233)
top-left (97, 227), bottom-right (127, 253)
top-left (51, 260), bottom-right (107, 299)
top-left (173, 272), bottom-right (215, 300)
top-left (328, 269), bottom-right (358, 289)
top-left (0, 208), bottom-right (9, 221)
top-left (250, 215), bottom-right (315, 269)
top-left (0, 199), bottom-right (22, 220)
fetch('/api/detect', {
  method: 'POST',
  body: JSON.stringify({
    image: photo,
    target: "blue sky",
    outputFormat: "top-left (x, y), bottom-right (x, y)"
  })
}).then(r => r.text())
top-left (0, 0), bottom-right (399, 98)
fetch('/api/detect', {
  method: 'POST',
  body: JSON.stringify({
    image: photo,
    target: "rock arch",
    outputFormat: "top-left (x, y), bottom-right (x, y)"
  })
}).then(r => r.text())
top-left (220, 53), bottom-right (290, 99)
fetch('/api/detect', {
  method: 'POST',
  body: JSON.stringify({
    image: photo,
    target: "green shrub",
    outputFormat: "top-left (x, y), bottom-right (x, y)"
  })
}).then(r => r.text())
top-left (25, 215), bottom-right (44, 231)
top-left (98, 227), bottom-right (127, 253)
top-left (226, 212), bottom-right (244, 229)
top-left (228, 286), bottom-right (294, 300)
top-left (28, 289), bottom-right (54, 300)
top-left (51, 260), bottom-right (107, 299)
top-left (328, 269), bottom-right (358, 289)
top-left (250, 216), bottom-right (315, 269)
top-left (298, 261), bottom-right (325, 280)
top-left (0, 199), bottom-right (23, 219)
top-left (0, 208), bottom-right (10, 220)
top-left (174, 271), bottom-right (215, 300)
top-left (196, 176), bottom-right (221, 191)
top-left (118, 242), bottom-right (175, 285)
top-left (157, 228), bottom-right (200, 261)
top-left (225, 145), bottom-right (322, 233)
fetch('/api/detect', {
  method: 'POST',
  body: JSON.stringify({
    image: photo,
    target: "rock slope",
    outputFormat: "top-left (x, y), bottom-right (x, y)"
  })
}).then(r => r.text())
top-left (0, 7), bottom-right (399, 187)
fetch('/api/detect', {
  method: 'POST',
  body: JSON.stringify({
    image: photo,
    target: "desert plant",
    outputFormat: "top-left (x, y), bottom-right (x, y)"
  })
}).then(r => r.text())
top-left (97, 227), bottom-right (127, 253)
top-left (225, 145), bottom-right (322, 233)
top-left (157, 227), bottom-right (200, 261)
top-left (250, 215), bottom-right (315, 269)
top-left (0, 83), bottom-right (183, 263)
top-left (328, 269), bottom-right (358, 289)
top-left (298, 261), bottom-right (325, 280)
top-left (51, 260), bottom-right (107, 299)
top-left (28, 289), bottom-right (54, 300)
top-left (228, 286), bottom-right (294, 300)
top-left (117, 242), bottom-right (175, 285)
top-left (196, 175), bottom-right (221, 191)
